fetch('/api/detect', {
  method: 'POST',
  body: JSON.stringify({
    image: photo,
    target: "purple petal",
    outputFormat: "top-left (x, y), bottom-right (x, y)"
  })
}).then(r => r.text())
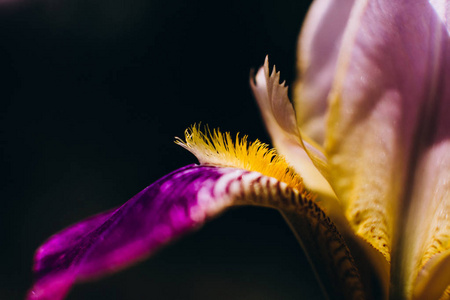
top-left (28, 165), bottom-right (250, 300)
top-left (28, 163), bottom-right (366, 299)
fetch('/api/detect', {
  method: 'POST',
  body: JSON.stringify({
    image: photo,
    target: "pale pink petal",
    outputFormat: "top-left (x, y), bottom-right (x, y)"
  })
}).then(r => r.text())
top-left (294, 0), bottom-right (356, 145)
top-left (322, 0), bottom-right (450, 296)
top-left (403, 3), bottom-right (450, 297)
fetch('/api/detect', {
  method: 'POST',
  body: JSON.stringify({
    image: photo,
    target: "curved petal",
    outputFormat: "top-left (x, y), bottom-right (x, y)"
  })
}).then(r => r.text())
top-left (414, 249), bottom-right (450, 300)
top-left (250, 57), bottom-right (335, 200)
top-left (30, 209), bottom-right (119, 300)
top-left (406, 139), bottom-right (450, 299)
top-left (439, 286), bottom-right (450, 300)
top-left (322, 0), bottom-right (450, 296)
top-left (294, 0), bottom-right (356, 145)
top-left (28, 164), bottom-right (364, 300)
top-left (405, 2), bottom-right (450, 295)
top-left (28, 165), bottom-right (243, 299)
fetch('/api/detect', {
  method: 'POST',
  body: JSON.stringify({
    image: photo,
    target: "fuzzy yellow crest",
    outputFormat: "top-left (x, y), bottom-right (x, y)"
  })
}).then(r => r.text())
top-left (175, 125), bottom-right (312, 199)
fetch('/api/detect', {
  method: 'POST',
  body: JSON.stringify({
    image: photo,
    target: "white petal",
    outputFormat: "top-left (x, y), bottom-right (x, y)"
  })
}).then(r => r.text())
top-left (251, 57), bottom-right (335, 200)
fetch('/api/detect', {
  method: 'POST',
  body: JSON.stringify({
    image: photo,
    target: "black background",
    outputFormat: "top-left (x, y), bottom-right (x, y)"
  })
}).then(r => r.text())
top-left (0, 0), bottom-right (325, 299)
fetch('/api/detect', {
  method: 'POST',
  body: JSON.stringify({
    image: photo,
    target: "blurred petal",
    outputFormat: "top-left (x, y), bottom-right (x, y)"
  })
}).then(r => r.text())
top-left (29, 164), bottom-right (363, 299)
top-left (30, 209), bottom-right (118, 299)
top-left (439, 286), bottom-right (450, 300)
top-left (294, 0), bottom-right (356, 145)
top-left (405, 1), bottom-right (450, 295)
top-left (322, 0), bottom-right (450, 296)
top-left (250, 57), bottom-right (335, 200)
top-left (406, 131), bottom-right (450, 299)
top-left (414, 248), bottom-right (450, 300)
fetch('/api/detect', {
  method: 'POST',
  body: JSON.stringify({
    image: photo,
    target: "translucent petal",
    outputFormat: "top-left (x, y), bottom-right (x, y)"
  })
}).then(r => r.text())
top-left (294, 0), bottom-right (356, 145)
top-left (250, 57), bottom-right (335, 201)
top-left (321, 0), bottom-right (450, 296)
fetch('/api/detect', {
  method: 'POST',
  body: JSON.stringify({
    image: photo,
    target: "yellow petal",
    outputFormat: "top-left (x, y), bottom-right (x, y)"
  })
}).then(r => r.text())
top-left (439, 286), bottom-right (450, 300)
top-left (413, 249), bottom-right (450, 300)
top-left (324, 0), bottom-right (396, 263)
top-left (404, 138), bottom-right (450, 299)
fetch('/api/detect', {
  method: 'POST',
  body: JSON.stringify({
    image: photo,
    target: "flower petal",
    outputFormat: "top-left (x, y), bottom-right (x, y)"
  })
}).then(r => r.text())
top-left (251, 61), bottom-right (387, 296)
top-left (29, 165), bottom-right (242, 299)
top-left (404, 2), bottom-right (450, 297)
top-left (294, 0), bottom-right (356, 145)
top-left (29, 164), bottom-right (363, 299)
top-left (404, 137), bottom-right (450, 299)
top-left (321, 0), bottom-right (450, 296)
top-left (414, 248), bottom-right (450, 300)
top-left (250, 57), bottom-right (335, 200)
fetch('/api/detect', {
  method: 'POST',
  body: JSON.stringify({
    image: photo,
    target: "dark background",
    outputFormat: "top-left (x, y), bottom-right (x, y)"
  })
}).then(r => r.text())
top-left (0, 0), bottom-right (324, 299)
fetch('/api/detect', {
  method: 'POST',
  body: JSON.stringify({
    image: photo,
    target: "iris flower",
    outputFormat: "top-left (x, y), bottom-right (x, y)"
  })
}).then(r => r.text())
top-left (28, 0), bottom-right (450, 299)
